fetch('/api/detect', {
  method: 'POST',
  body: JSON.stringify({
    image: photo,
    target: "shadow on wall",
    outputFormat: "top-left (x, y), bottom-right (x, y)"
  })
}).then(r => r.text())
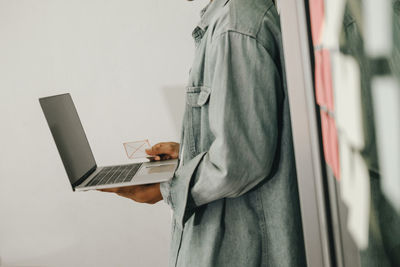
top-left (161, 85), bottom-right (186, 134)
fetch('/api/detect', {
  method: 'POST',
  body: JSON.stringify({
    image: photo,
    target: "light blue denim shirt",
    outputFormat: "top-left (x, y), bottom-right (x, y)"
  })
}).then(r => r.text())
top-left (160, 0), bottom-right (306, 266)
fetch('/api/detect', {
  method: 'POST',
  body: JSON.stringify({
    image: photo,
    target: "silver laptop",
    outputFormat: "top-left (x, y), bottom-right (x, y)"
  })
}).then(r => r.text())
top-left (39, 93), bottom-right (178, 192)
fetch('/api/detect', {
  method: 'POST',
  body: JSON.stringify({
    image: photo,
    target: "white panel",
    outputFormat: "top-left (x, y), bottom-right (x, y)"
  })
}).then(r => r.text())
top-left (346, 151), bottom-right (370, 250)
top-left (339, 139), bottom-right (370, 249)
top-left (363, 0), bottom-right (393, 57)
top-left (321, 0), bottom-right (346, 49)
top-left (333, 53), bottom-right (364, 149)
top-left (339, 139), bottom-right (352, 206)
top-left (372, 76), bottom-right (400, 212)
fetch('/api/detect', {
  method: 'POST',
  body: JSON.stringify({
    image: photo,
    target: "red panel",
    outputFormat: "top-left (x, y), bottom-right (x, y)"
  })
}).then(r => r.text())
top-left (320, 110), bottom-right (341, 180)
top-left (314, 50), bottom-right (325, 106)
top-left (314, 50), bottom-right (334, 112)
top-left (309, 0), bottom-right (324, 46)
top-left (320, 110), bottom-right (332, 167)
top-left (322, 50), bottom-right (334, 112)
top-left (329, 116), bottom-right (340, 179)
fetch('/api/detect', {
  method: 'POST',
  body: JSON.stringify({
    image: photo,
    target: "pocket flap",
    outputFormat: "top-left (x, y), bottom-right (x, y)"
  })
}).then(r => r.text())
top-left (186, 86), bottom-right (211, 107)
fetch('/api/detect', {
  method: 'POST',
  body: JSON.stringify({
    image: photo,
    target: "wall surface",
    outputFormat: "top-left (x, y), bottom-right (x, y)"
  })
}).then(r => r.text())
top-left (0, 0), bottom-right (206, 266)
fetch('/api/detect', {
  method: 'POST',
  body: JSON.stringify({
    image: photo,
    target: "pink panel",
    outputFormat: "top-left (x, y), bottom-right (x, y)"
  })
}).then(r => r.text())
top-left (314, 50), bottom-right (325, 106)
top-left (309, 0), bottom-right (324, 46)
top-left (320, 110), bottom-right (332, 167)
top-left (322, 50), bottom-right (334, 112)
top-left (320, 110), bottom-right (341, 180)
top-left (329, 116), bottom-right (340, 179)
top-left (314, 50), bottom-right (334, 112)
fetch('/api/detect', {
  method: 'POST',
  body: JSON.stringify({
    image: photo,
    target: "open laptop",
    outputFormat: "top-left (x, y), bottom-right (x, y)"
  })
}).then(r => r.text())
top-left (39, 93), bottom-right (178, 192)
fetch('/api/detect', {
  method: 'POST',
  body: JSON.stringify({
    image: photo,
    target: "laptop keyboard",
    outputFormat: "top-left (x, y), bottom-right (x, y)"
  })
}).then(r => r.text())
top-left (86, 163), bottom-right (143, 187)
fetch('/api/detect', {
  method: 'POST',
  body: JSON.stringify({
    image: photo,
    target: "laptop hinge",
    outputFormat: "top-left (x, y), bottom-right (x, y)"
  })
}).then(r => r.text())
top-left (72, 165), bottom-right (97, 191)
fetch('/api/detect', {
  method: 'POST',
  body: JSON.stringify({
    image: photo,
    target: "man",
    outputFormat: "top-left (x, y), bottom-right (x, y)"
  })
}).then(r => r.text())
top-left (100, 0), bottom-right (306, 266)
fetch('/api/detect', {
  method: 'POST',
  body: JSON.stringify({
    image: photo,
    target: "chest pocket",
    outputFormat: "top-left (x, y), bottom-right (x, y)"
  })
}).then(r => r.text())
top-left (184, 86), bottom-right (211, 158)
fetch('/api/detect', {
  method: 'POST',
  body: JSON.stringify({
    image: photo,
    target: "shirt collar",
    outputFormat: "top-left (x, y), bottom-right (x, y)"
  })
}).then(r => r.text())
top-left (197, 0), bottom-right (230, 31)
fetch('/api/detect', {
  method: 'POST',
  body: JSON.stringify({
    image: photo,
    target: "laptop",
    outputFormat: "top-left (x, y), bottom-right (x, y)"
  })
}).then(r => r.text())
top-left (39, 93), bottom-right (178, 192)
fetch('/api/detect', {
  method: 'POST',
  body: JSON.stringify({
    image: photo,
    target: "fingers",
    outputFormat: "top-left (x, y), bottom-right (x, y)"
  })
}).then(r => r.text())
top-left (97, 188), bottom-right (119, 193)
top-left (148, 154), bottom-right (172, 162)
top-left (149, 155), bottom-right (162, 161)
top-left (97, 185), bottom-right (147, 195)
top-left (159, 154), bottom-right (171, 160)
top-left (128, 184), bottom-right (161, 204)
top-left (145, 143), bottom-right (170, 155)
top-left (97, 186), bottom-right (137, 194)
top-left (97, 184), bottom-right (162, 204)
top-left (145, 142), bottom-right (179, 160)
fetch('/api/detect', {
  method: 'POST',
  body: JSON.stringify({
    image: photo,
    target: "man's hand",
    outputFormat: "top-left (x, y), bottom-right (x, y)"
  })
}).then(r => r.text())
top-left (145, 142), bottom-right (180, 161)
top-left (98, 184), bottom-right (162, 204)
top-left (97, 142), bottom-right (179, 204)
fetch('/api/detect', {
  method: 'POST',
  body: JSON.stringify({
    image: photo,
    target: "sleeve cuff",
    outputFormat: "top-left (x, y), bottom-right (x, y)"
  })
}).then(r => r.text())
top-left (160, 180), bottom-right (173, 208)
top-left (169, 152), bottom-right (207, 229)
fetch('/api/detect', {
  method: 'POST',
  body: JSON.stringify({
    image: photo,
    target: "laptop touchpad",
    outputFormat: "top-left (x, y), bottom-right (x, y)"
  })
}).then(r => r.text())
top-left (145, 164), bottom-right (176, 174)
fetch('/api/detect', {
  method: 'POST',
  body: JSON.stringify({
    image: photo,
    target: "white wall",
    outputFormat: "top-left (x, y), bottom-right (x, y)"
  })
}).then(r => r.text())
top-left (0, 0), bottom-right (206, 266)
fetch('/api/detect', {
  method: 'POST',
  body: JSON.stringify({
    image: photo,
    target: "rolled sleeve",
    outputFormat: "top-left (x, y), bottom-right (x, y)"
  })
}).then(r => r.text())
top-left (160, 180), bottom-right (173, 208)
top-left (165, 152), bottom-right (207, 229)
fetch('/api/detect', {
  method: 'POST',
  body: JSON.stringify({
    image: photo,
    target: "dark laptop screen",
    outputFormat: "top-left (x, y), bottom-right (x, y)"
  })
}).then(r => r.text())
top-left (39, 93), bottom-right (96, 186)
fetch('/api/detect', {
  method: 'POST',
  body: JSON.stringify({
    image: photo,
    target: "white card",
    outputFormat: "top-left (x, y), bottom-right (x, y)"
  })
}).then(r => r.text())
top-left (363, 0), bottom-right (393, 57)
top-left (339, 138), bottom-right (352, 206)
top-left (339, 138), bottom-right (370, 249)
top-left (372, 76), bottom-right (400, 212)
top-left (321, 0), bottom-right (346, 49)
top-left (333, 53), bottom-right (364, 149)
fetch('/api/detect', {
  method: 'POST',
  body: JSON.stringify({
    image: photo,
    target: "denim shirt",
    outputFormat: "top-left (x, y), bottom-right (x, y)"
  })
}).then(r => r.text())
top-left (160, 0), bottom-right (306, 266)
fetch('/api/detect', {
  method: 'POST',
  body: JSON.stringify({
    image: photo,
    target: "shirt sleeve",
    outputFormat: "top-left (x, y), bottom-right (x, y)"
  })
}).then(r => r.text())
top-left (162, 31), bottom-right (283, 229)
